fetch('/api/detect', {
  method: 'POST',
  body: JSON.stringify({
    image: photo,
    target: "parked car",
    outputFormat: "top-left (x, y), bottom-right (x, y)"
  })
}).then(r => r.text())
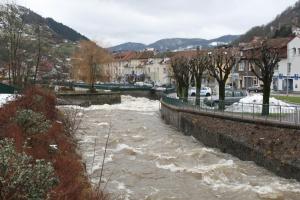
top-left (247, 85), bottom-right (263, 93)
top-left (189, 87), bottom-right (212, 97)
top-left (134, 82), bottom-right (153, 87)
top-left (204, 89), bottom-right (247, 106)
top-left (76, 80), bottom-right (85, 84)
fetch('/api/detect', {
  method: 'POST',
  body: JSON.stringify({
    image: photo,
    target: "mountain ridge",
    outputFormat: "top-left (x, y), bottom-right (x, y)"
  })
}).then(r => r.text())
top-left (109, 35), bottom-right (240, 52)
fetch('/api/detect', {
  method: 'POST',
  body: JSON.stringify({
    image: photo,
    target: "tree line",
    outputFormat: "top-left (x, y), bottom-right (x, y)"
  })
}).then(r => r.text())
top-left (170, 42), bottom-right (281, 116)
top-left (0, 3), bottom-right (47, 88)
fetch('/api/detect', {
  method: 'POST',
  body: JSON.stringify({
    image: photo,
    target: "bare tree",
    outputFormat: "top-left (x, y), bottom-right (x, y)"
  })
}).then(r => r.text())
top-left (170, 56), bottom-right (190, 100)
top-left (248, 41), bottom-right (281, 116)
top-left (208, 48), bottom-right (237, 110)
top-left (72, 40), bottom-right (113, 92)
top-left (33, 24), bottom-right (42, 84)
top-left (0, 3), bottom-right (25, 87)
top-left (189, 47), bottom-right (209, 105)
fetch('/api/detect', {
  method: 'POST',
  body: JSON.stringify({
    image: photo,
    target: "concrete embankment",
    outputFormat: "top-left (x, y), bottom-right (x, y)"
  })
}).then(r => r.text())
top-left (57, 92), bottom-right (121, 106)
top-left (161, 101), bottom-right (300, 182)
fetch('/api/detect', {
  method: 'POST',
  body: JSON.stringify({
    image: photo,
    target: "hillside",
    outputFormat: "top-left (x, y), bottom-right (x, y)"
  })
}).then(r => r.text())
top-left (45, 18), bottom-right (88, 42)
top-left (19, 6), bottom-right (88, 42)
top-left (0, 4), bottom-right (89, 83)
top-left (234, 0), bottom-right (300, 44)
top-left (109, 35), bottom-right (240, 52)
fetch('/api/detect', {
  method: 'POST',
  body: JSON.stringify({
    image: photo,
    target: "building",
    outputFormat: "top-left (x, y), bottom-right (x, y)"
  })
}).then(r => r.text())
top-left (105, 50), bottom-right (172, 85)
top-left (273, 36), bottom-right (300, 92)
top-left (237, 37), bottom-right (291, 90)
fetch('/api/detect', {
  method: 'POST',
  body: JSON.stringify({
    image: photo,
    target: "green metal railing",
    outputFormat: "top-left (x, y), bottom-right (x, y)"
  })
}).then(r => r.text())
top-left (0, 83), bottom-right (19, 94)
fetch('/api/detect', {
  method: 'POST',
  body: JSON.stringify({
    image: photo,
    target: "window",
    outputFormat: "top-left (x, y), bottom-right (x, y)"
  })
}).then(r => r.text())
top-left (293, 48), bottom-right (297, 56)
top-left (298, 48), bottom-right (300, 55)
top-left (248, 65), bottom-right (252, 72)
top-left (238, 62), bottom-right (245, 71)
top-left (288, 63), bottom-right (291, 74)
top-left (274, 64), bottom-right (279, 71)
top-left (254, 78), bottom-right (257, 85)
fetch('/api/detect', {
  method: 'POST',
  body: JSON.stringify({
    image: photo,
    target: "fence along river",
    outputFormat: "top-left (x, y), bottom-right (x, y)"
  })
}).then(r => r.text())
top-left (71, 96), bottom-right (300, 200)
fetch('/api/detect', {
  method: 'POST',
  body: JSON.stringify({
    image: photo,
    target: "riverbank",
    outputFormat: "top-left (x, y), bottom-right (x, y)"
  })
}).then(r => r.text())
top-left (161, 100), bottom-right (300, 182)
top-left (0, 87), bottom-right (108, 199)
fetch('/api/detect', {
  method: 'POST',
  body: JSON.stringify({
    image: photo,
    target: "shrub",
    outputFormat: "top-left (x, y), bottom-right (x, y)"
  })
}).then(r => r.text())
top-left (0, 139), bottom-right (58, 200)
top-left (14, 109), bottom-right (51, 136)
top-left (60, 108), bottom-right (83, 137)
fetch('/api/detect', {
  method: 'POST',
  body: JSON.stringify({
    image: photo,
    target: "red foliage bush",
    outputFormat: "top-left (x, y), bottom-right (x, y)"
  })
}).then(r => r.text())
top-left (0, 86), bottom-right (108, 200)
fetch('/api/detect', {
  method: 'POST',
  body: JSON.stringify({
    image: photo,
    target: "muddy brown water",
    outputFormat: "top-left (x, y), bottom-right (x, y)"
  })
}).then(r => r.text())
top-left (71, 96), bottom-right (300, 200)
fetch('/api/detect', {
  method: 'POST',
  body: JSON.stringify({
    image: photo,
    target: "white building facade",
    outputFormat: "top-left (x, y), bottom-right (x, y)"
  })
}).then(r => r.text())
top-left (273, 37), bottom-right (300, 92)
top-left (104, 52), bottom-right (171, 85)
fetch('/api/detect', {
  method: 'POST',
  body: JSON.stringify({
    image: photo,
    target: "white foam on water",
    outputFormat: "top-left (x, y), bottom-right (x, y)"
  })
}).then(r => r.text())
top-left (96, 122), bottom-right (109, 126)
top-left (150, 152), bottom-right (177, 160)
top-left (113, 143), bottom-right (143, 155)
top-left (111, 180), bottom-right (134, 200)
top-left (132, 135), bottom-right (144, 138)
top-left (77, 112), bottom-right (84, 117)
top-left (87, 153), bottom-right (115, 174)
top-left (202, 173), bottom-right (300, 198)
top-left (62, 95), bottom-right (159, 112)
top-left (155, 159), bottom-right (235, 174)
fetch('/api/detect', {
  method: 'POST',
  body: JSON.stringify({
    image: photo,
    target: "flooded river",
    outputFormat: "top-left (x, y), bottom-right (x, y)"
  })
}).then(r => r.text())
top-left (72, 96), bottom-right (300, 200)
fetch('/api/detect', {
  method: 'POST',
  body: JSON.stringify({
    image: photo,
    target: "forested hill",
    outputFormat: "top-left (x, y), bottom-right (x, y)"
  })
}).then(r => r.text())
top-left (234, 0), bottom-right (300, 44)
top-left (19, 5), bottom-right (88, 42)
top-left (45, 18), bottom-right (88, 42)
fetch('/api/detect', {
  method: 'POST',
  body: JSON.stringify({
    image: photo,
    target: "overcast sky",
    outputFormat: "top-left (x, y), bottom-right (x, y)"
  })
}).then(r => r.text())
top-left (15, 0), bottom-right (299, 47)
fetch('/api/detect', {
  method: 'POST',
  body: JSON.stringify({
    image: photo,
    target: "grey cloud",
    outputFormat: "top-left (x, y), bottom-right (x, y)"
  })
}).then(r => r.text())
top-left (17, 0), bottom-right (298, 46)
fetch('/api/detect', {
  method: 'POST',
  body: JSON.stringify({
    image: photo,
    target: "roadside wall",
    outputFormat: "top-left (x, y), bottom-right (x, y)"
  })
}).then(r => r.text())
top-left (161, 101), bottom-right (300, 182)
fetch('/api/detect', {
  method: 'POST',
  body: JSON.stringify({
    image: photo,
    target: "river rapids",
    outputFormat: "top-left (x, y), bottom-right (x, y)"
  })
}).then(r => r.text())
top-left (67, 96), bottom-right (300, 200)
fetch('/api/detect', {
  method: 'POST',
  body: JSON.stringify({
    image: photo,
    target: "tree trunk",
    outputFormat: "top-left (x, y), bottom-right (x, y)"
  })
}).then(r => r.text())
top-left (262, 82), bottom-right (271, 116)
top-left (182, 86), bottom-right (188, 102)
top-left (195, 76), bottom-right (202, 106)
top-left (177, 82), bottom-right (182, 98)
top-left (218, 81), bottom-right (225, 110)
top-left (177, 83), bottom-right (183, 99)
top-left (34, 32), bottom-right (41, 84)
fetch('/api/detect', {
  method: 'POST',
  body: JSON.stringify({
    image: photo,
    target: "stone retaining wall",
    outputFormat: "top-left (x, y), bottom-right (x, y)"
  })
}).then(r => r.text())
top-left (161, 101), bottom-right (300, 182)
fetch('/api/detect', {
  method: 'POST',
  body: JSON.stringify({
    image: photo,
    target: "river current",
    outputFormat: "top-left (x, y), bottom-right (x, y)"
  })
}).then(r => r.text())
top-left (71, 96), bottom-right (300, 200)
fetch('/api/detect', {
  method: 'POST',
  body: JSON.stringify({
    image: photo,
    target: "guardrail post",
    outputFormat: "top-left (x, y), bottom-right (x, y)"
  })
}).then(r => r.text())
top-left (252, 104), bottom-right (254, 119)
top-left (295, 106), bottom-right (298, 125)
top-left (280, 106), bottom-right (282, 123)
top-left (296, 106), bottom-right (299, 124)
top-left (242, 103), bottom-right (244, 119)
